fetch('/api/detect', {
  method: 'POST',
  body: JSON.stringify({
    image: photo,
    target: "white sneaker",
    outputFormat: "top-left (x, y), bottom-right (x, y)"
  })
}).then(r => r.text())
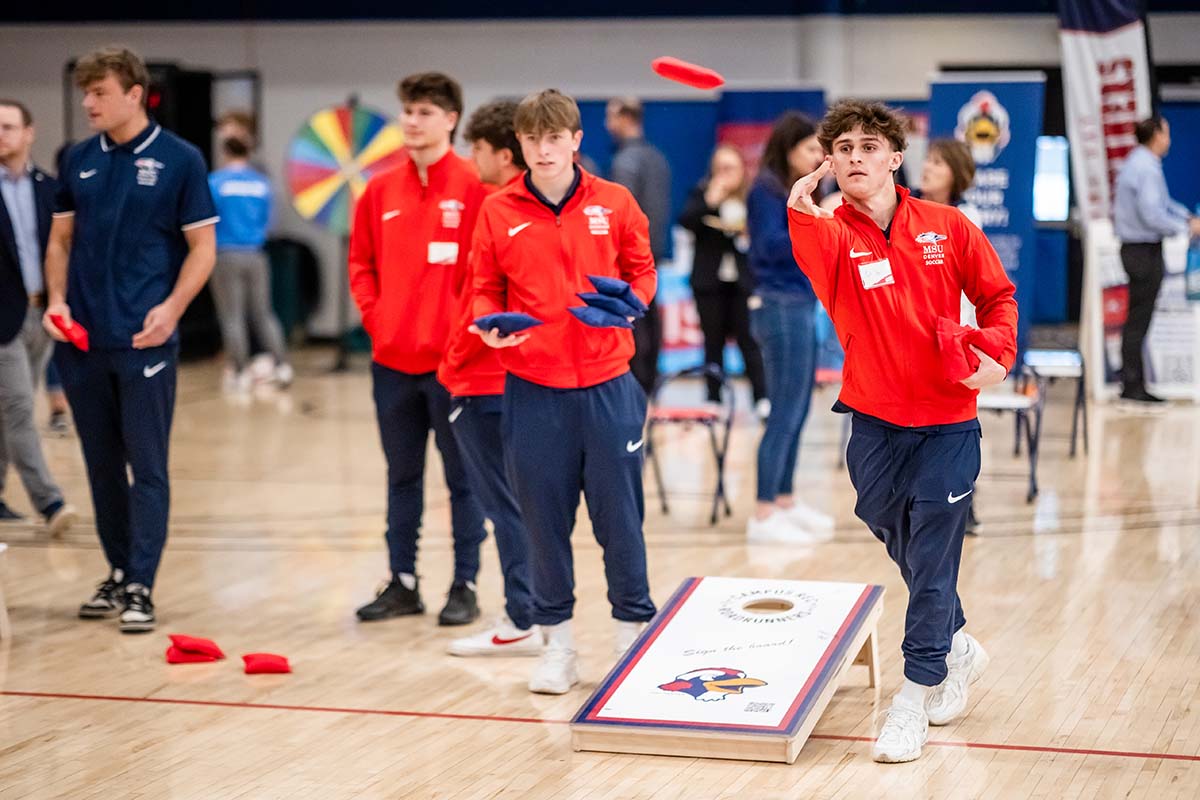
top-left (872, 695), bottom-right (929, 763)
top-left (746, 511), bottom-right (824, 545)
top-left (222, 368), bottom-right (251, 394)
top-left (529, 622), bottom-right (578, 694)
top-left (274, 362), bottom-right (295, 388)
top-left (447, 615), bottom-right (544, 657)
top-left (248, 354), bottom-right (276, 385)
top-left (926, 633), bottom-right (990, 725)
top-left (781, 501), bottom-right (835, 534)
top-left (754, 398), bottom-right (771, 420)
top-left (614, 620), bottom-right (644, 656)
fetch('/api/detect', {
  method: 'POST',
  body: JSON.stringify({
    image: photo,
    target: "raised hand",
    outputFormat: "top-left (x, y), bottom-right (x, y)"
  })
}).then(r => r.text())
top-left (787, 158), bottom-right (834, 219)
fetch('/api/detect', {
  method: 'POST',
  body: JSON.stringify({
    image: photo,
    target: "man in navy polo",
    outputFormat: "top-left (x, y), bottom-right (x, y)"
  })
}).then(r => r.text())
top-left (43, 47), bottom-right (218, 633)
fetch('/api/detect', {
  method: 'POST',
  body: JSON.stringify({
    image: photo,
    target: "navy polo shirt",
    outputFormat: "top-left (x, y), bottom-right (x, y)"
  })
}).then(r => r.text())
top-left (54, 122), bottom-right (218, 350)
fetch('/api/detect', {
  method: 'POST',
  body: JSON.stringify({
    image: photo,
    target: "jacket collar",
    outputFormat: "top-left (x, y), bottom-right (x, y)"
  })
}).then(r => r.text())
top-left (404, 147), bottom-right (458, 186)
top-left (516, 165), bottom-right (592, 216)
top-left (100, 121), bottom-right (162, 155)
top-left (837, 184), bottom-right (911, 231)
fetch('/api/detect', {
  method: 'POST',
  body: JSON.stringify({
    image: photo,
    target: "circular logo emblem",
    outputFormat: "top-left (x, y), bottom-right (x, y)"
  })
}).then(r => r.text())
top-left (718, 589), bottom-right (818, 624)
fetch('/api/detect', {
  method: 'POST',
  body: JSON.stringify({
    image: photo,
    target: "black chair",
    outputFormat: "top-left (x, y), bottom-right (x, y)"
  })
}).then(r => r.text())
top-left (645, 364), bottom-right (735, 525)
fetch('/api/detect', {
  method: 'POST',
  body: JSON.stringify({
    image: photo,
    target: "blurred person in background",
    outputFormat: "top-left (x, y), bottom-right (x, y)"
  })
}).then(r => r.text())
top-left (678, 144), bottom-right (766, 412)
top-left (607, 96), bottom-right (670, 396)
top-left (208, 131), bottom-right (293, 390)
top-left (745, 112), bottom-right (834, 544)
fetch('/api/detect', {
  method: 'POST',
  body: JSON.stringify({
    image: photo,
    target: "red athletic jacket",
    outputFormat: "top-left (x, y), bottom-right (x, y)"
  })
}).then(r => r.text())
top-left (788, 187), bottom-right (1017, 427)
top-left (438, 180), bottom-right (513, 397)
top-left (348, 150), bottom-right (486, 374)
top-left (471, 169), bottom-right (656, 389)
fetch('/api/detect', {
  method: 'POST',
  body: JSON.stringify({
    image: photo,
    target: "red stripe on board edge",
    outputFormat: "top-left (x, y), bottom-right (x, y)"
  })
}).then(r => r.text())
top-left (5, 690), bottom-right (1199, 763)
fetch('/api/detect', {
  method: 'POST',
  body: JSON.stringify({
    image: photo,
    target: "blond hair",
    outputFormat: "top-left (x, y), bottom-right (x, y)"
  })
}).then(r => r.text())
top-left (514, 90), bottom-right (581, 137)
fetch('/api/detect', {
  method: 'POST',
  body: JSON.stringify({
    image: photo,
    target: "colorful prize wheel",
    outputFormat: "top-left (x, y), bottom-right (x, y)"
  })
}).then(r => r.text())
top-left (285, 105), bottom-right (406, 236)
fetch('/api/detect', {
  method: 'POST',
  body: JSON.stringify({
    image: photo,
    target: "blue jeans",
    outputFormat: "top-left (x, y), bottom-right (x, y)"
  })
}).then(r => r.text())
top-left (750, 294), bottom-right (817, 503)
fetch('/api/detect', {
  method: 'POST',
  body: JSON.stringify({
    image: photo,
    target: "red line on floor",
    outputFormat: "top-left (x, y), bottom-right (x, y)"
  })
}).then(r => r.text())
top-left (5, 690), bottom-right (1199, 763)
top-left (0, 690), bottom-right (565, 726)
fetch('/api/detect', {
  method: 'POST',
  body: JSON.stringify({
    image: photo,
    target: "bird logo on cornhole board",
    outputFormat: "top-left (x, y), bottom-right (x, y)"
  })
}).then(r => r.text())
top-left (658, 667), bottom-right (768, 702)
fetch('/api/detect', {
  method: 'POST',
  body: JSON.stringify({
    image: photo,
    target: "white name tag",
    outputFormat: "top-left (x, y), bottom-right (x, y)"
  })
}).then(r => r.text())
top-left (858, 258), bottom-right (894, 290)
top-left (427, 242), bottom-right (459, 265)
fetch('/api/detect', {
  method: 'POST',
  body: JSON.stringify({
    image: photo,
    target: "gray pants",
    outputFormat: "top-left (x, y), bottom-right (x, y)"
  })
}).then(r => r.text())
top-left (0, 306), bottom-right (63, 513)
top-left (210, 249), bottom-right (288, 371)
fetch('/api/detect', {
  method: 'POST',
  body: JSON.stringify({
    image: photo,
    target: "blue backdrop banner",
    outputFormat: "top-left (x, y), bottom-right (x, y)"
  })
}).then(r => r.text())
top-left (929, 73), bottom-right (1045, 354)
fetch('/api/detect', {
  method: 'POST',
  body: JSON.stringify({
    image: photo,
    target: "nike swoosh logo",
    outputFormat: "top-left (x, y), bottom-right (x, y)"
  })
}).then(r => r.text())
top-left (849, 249), bottom-right (872, 258)
top-left (80, 169), bottom-right (98, 179)
top-left (508, 222), bottom-right (532, 237)
top-left (948, 490), bottom-right (973, 504)
top-left (491, 633), bottom-right (534, 646)
top-left (448, 406), bottom-right (463, 423)
top-left (626, 438), bottom-right (644, 453)
top-left (382, 209), bottom-right (401, 221)
top-left (143, 361), bottom-right (167, 378)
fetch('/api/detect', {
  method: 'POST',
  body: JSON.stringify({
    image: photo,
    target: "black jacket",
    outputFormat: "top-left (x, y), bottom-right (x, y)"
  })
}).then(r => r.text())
top-left (0, 164), bottom-right (56, 344)
top-left (678, 184), bottom-right (753, 294)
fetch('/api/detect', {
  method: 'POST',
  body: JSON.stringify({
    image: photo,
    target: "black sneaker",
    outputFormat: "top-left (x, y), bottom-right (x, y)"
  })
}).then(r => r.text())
top-left (1119, 388), bottom-right (1167, 413)
top-left (119, 583), bottom-right (156, 633)
top-left (356, 576), bottom-right (424, 621)
top-left (0, 499), bottom-right (24, 522)
top-left (79, 569), bottom-right (126, 619)
top-left (438, 581), bottom-right (480, 626)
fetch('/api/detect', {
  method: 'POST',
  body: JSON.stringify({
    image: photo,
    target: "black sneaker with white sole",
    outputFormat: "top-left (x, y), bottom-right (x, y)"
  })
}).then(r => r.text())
top-left (438, 581), bottom-right (480, 626)
top-left (119, 583), bottom-right (156, 633)
top-left (79, 569), bottom-right (127, 619)
top-left (356, 576), bottom-right (424, 621)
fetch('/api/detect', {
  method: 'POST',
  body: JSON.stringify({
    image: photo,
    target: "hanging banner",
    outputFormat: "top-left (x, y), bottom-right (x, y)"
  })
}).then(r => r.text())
top-left (1058, 0), bottom-right (1153, 224)
top-left (1058, 2), bottom-right (1196, 400)
top-left (929, 73), bottom-right (1045, 355)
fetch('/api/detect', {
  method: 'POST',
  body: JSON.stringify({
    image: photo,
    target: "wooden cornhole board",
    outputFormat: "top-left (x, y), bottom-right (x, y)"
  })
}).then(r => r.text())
top-left (571, 577), bottom-right (884, 763)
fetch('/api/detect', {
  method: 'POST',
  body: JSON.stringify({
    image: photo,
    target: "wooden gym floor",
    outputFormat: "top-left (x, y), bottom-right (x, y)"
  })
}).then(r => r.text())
top-left (1, 348), bottom-right (1198, 799)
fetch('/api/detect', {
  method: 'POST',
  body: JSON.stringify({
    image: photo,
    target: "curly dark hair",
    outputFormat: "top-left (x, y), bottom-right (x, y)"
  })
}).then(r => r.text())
top-left (464, 100), bottom-right (526, 170)
top-left (817, 99), bottom-right (908, 154)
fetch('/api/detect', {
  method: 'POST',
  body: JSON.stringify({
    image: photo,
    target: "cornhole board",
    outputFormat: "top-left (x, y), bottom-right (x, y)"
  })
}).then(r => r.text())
top-left (571, 577), bottom-right (884, 763)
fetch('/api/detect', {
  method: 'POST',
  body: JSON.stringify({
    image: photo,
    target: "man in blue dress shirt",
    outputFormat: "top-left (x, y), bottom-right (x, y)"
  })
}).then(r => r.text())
top-left (42, 47), bottom-right (218, 633)
top-left (1112, 115), bottom-right (1200, 407)
top-left (0, 99), bottom-right (77, 534)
